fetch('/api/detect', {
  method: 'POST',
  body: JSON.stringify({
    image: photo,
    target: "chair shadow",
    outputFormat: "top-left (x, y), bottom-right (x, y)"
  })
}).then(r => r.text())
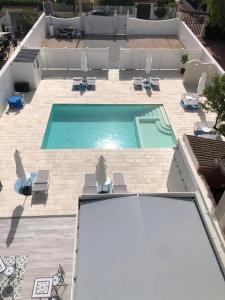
top-left (31, 193), bottom-right (48, 206)
top-left (5, 107), bottom-right (23, 115)
top-left (6, 205), bottom-right (24, 248)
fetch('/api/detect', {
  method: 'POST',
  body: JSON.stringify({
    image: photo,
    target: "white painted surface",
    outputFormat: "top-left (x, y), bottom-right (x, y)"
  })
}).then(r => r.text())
top-left (126, 18), bottom-right (179, 35)
top-left (40, 48), bottom-right (109, 70)
top-left (75, 195), bottom-right (225, 300)
top-left (12, 60), bottom-right (40, 90)
top-left (178, 21), bottom-right (224, 75)
top-left (0, 66), bottom-right (13, 115)
top-left (215, 192), bottom-right (225, 232)
top-left (45, 16), bottom-right (81, 34)
top-left (178, 21), bottom-right (202, 50)
top-left (23, 13), bottom-right (46, 48)
top-left (119, 48), bottom-right (202, 70)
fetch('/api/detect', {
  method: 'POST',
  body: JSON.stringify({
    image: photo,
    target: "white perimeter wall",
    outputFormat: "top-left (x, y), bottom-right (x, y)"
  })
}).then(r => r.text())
top-left (45, 16), bottom-right (81, 34)
top-left (178, 21), bottom-right (224, 74)
top-left (23, 13), bottom-right (46, 48)
top-left (40, 48), bottom-right (109, 69)
top-left (119, 48), bottom-right (202, 70)
top-left (126, 18), bottom-right (180, 35)
top-left (45, 15), bottom-right (127, 35)
top-left (0, 13), bottom-right (46, 115)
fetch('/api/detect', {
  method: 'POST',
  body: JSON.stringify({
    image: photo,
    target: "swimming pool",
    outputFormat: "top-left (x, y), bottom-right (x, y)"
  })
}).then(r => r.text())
top-left (42, 104), bottom-right (176, 149)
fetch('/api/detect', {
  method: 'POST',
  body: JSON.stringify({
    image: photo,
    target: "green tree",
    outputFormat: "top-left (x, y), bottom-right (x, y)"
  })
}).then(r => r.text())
top-left (204, 0), bottom-right (225, 33)
top-left (201, 74), bottom-right (225, 134)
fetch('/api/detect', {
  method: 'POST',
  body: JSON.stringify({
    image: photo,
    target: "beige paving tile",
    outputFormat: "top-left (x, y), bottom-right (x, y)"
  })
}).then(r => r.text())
top-left (0, 70), bottom-right (216, 218)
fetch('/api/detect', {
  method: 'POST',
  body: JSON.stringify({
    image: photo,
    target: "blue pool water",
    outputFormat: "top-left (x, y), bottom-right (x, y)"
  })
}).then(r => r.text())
top-left (42, 104), bottom-right (176, 149)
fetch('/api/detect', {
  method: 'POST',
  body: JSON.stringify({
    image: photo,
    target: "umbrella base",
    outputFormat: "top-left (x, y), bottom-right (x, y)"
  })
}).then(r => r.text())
top-left (22, 186), bottom-right (32, 196)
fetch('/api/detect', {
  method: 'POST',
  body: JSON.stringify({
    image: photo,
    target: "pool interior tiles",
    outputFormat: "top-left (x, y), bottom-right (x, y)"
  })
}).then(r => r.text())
top-left (42, 104), bottom-right (176, 149)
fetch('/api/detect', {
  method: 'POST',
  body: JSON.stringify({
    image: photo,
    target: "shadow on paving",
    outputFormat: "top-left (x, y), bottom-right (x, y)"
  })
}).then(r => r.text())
top-left (6, 205), bottom-right (24, 248)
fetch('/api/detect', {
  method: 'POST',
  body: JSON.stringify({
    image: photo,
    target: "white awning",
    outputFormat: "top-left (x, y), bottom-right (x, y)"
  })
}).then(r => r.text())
top-left (75, 195), bottom-right (225, 300)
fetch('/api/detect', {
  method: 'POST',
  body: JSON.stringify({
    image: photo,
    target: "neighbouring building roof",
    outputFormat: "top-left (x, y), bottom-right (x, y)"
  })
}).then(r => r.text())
top-left (185, 135), bottom-right (225, 171)
top-left (13, 48), bottom-right (39, 63)
top-left (75, 195), bottom-right (225, 300)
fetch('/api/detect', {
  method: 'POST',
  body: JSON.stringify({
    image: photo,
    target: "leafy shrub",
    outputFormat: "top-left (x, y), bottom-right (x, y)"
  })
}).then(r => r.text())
top-left (154, 6), bottom-right (167, 18)
top-left (205, 24), bottom-right (222, 39)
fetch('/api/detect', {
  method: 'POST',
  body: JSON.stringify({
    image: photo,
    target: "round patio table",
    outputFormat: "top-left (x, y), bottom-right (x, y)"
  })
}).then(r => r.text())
top-left (7, 95), bottom-right (23, 109)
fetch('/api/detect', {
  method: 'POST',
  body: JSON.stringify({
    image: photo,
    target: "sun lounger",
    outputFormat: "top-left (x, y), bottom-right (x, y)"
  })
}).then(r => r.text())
top-left (194, 121), bottom-right (215, 135)
top-left (113, 172), bottom-right (127, 193)
top-left (32, 170), bottom-right (49, 193)
top-left (82, 173), bottom-right (97, 194)
top-left (150, 77), bottom-right (160, 90)
top-left (72, 77), bottom-right (82, 90)
top-left (133, 77), bottom-right (143, 90)
top-left (87, 77), bottom-right (96, 90)
top-left (113, 185), bottom-right (128, 193)
top-left (181, 93), bottom-right (200, 110)
top-left (84, 173), bottom-right (96, 186)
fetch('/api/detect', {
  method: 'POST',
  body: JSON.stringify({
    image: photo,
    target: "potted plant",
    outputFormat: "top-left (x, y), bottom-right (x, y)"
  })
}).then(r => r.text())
top-left (180, 53), bottom-right (188, 74)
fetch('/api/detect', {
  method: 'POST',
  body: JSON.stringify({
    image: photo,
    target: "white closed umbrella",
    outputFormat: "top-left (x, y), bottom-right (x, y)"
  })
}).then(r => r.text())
top-left (145, 54), bottom-right (152, 81)
top-left (81, 51), bottom-right (88, 79)
top-left (95, 155), bottom-right (107, 188)
top-left (14, 149), bottom-right (27, 184)
top-left (197, 72), bottom-right (207, 96)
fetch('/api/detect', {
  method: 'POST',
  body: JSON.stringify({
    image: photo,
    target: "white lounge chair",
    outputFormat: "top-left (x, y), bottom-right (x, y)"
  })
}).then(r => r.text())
top-left (83, 173), bottom-right (97, 194)
top-left (87, 77), bottom-right (96, 90)
top-left (150, 77), bottom-right (160, 90)
top-left (72, 77), bottom-right (82, 90)
top-left (133, 77), bottom-right (143, 90)
top-left (113, 172), bottom-right (128, 193)
top-left (32, 170), bottom-right (49, 193)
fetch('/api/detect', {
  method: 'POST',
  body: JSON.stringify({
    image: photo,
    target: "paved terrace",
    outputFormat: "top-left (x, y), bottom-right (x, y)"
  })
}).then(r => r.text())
top-left (0, 216), bottom-right (75, 299)
top-left (41, 35), bottom-right (184, 68)
top-left (0, 70), bottom-right (215, 218)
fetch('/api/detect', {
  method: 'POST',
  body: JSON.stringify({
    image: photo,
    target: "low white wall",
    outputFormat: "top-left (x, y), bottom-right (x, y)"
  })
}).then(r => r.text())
top-left (126, 18), bottom-right (180, 35)
top-left (23, 13), bottom-right (46, 48)
top-left (119, 48), bottom-right (202, 70)
top-left (40, 48), bottom-right (109, 70)
top-left (178, 21), bottom-right (202, 50)
top-left (45, 16), bottom-right (81, 34)
top-left (0, 65), bottom-right (14, 115)
top-left (12, 63), bottom-right (36, 89)
top-left (178, 20), bottom-right (224, 75)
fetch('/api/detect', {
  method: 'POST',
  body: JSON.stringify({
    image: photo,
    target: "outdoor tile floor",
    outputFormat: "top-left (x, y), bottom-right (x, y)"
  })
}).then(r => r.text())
top-left (0, 70), bottom-right (216, 218)
top-left (0, 216), bottom-right (75, 299)
top-left (41, 35), bottom-right (184, 49)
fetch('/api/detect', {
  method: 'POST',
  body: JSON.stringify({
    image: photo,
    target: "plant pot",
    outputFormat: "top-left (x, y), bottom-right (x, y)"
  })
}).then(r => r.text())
top-left (180, 68), bottom-right (185, 74)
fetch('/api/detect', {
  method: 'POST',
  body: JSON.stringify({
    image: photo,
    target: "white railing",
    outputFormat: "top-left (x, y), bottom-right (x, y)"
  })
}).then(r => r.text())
top-left (93, 5), bottom-right (136, 16)
top-left (119, 48), bottom-right (203, 70)
top-left (40, 48), bottom-right (109, 70)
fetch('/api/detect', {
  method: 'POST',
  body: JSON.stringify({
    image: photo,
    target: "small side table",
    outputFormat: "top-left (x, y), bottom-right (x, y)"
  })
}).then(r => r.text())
top-left (32, 277), bottom-right (53, 299)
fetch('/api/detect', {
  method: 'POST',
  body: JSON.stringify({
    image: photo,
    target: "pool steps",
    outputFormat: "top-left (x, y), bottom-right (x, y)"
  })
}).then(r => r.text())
top-left (135, 106), bottom-right (174, 147)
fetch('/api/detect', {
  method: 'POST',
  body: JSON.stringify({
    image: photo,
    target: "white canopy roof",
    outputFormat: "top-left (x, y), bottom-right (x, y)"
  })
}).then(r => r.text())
top-left (75, 195), bottom-right (225, 300)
